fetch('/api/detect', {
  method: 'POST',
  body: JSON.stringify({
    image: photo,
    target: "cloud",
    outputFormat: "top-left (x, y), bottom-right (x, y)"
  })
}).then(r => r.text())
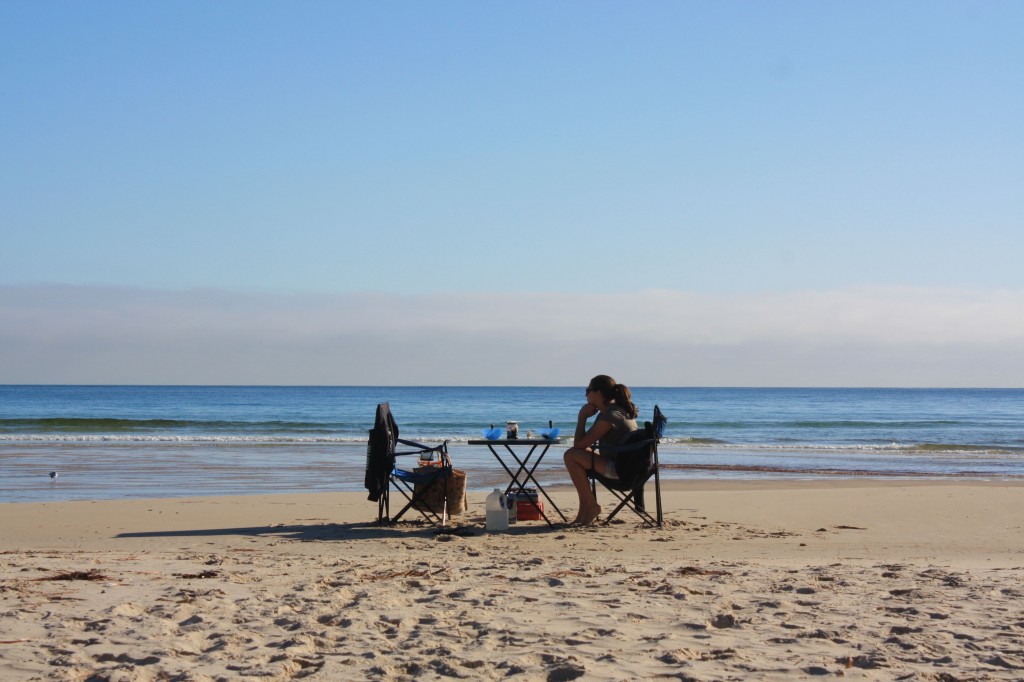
top-left (2, 284), bottom-right (1023, 386)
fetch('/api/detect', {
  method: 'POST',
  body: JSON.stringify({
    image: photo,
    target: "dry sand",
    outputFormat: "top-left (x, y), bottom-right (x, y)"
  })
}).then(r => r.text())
top-left (2, 479), bottom-right (1023, 680)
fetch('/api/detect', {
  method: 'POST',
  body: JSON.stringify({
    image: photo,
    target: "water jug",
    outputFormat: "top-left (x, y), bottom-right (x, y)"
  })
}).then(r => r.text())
top-left (485, 488), bottom-right (509, 531)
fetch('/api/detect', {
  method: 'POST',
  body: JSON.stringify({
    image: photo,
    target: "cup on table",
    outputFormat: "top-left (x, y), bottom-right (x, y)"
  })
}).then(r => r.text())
top-left (506, 421), bottom-right (519, 439)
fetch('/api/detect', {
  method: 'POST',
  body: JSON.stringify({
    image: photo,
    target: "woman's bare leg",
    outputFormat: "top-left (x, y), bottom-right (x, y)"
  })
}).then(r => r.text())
top-left (563, 448), bottom-right (603, 524)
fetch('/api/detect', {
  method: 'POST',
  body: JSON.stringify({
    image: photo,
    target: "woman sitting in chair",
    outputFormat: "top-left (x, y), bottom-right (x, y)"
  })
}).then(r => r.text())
top-left (563, 374), bottom-right (638, 525)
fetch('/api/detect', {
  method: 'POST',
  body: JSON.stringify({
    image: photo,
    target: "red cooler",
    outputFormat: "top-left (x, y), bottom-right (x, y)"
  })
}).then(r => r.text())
top-left (515, 489), bottom-right (544, 521)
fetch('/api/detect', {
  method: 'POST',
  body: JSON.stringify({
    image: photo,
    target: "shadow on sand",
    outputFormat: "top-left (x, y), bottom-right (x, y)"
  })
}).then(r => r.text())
top-left (115, 520), bottom-right (573, 543)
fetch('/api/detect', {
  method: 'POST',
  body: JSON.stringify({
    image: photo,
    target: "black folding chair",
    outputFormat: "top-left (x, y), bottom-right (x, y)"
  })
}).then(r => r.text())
top-left (365, 402), bottom-right (452, 526)
top-left (589, 405), bottom-right (667, 527)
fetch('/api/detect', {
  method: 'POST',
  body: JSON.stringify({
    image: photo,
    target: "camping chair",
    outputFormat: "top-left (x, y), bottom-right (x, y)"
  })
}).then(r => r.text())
top-left (365, 402), bottom-right (453, 526)
top-left (588, 405), bottom-right (667, 527)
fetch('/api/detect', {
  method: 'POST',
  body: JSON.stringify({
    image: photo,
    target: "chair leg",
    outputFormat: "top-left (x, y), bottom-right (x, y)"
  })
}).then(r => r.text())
top-left (602, 492), bottom-right (634, 525)
top-left (389, 476), bottom-right (449, 527)
top-left (653, 457), bottom-right (663, 527)
top-left (600, 478), bottom-right (660, 527)
top-left (439, 477), bottom-right (449, 527)
top-left (377, 488), bottom-right (391, 525)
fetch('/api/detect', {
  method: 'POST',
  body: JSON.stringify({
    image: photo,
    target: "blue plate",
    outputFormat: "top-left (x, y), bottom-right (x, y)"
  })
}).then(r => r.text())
top-left (482, 427), bottom-right (504, 440)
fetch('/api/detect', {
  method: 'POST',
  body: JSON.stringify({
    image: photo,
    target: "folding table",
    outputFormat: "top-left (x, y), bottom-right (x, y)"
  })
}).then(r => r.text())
top-left (467, 437), bottom-right (568, 525)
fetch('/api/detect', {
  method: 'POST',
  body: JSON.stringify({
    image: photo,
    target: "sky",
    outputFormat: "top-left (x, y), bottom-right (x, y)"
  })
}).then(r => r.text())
top-left (2, 1), bottom-right (1022, 386)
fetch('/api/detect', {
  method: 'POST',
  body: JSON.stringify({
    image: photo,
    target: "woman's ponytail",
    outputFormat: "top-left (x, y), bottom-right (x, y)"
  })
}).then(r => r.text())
top-left (614, 383), bottom-right (639, 419)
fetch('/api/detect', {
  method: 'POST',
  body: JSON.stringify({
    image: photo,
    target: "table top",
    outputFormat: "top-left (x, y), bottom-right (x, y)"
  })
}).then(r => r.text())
top-left (467, 438), bottom-right (566, 446)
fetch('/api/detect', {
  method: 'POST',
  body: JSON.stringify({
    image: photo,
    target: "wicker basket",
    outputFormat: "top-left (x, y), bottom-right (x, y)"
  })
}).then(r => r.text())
top-left (412, 468), bottom-right (468, 516)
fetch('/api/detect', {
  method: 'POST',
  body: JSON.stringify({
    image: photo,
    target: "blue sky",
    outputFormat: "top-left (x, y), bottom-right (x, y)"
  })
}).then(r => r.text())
top-left (2, 2), bottom-right (1022, 385)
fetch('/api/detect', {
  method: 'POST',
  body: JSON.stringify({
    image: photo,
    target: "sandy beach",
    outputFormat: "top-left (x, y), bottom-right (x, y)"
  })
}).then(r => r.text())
top-left (2, 479), bottom-right (1023, 680)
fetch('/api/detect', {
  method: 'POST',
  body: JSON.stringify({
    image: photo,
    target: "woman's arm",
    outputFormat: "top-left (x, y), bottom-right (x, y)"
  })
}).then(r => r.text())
top-left (573, 405), bottom-right (612, 450)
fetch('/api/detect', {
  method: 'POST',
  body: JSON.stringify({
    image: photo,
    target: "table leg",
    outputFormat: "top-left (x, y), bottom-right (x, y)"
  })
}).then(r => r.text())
top-left (499, 443), bottom-right (566, 524)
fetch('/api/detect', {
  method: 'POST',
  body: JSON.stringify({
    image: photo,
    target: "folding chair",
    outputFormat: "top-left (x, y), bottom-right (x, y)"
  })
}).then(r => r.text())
top-left (589, 405), bottom-right (667, 527)
top-left (365, 402), bottom-right (453, 526)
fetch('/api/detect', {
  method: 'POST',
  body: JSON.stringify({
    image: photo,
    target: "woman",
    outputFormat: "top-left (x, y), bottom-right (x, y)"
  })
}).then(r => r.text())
top-left (563, 375), bottom-right (638, 525)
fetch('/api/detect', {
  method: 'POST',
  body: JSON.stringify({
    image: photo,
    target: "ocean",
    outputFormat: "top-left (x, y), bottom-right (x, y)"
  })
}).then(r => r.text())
top-left (2, 385), bottom-right (1022, 503)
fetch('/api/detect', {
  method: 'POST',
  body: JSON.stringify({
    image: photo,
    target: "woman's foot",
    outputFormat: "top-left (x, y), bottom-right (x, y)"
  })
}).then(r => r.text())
top-left (572, 504), bottom-right (602, 526)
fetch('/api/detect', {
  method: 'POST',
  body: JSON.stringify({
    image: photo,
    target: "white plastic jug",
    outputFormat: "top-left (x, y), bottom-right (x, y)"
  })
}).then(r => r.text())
top-left (485, 488), bottom-right (509, 531)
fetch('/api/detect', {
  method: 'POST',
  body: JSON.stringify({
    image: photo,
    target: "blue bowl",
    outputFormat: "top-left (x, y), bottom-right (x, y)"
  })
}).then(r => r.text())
top-left (541, 427), bottom-right (560, 439)
top-left (483, 427), bottom-right (504, 440)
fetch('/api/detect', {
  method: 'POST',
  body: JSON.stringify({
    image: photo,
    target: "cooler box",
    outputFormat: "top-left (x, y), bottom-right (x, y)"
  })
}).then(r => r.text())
top-left (514, 489), bottom-right (544, 521)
